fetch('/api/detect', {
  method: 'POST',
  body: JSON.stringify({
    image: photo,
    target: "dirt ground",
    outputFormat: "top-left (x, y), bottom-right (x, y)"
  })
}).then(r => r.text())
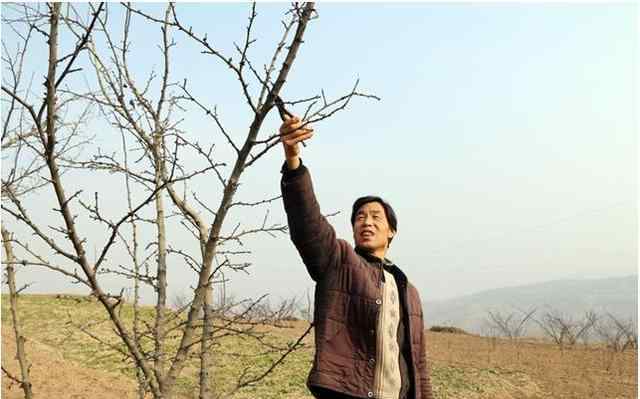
top-left (1, 327), bottom-right (140, 399)
top-left (2, 310), bottom-right (638, 399)
top-left (426, 330), bottom-right (638, 399)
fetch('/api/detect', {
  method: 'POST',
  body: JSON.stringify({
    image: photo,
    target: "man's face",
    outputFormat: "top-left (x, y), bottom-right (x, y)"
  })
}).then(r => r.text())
top-left (353, 201), bottom-right (395, 255)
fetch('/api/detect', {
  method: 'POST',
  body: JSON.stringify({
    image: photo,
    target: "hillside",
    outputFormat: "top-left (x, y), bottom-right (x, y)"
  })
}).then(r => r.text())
top-left (1, 327), bottom-right (140, 399)
top-left (424, 275), bottom-right (638, 335)
top-left (1, 294), bottom-right (637, 398)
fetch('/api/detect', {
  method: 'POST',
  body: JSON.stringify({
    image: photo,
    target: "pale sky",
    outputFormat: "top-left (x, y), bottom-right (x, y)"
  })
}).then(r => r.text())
top-left (1, 2), bottom-right (637, 306)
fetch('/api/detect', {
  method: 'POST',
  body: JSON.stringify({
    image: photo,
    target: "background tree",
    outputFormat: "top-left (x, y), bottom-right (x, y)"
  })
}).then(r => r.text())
top-left (593, 311), bottom-right (637, 352)
top-left (533, 308), bottom-right (597, 349)
top-left (484, 307), bottom-right (537, 341)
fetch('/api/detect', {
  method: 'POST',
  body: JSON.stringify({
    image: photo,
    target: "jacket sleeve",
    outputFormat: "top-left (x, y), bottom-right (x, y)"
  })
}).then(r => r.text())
top-left (280, 161), bottom-right (345, 282)
top-left (419, 311), bottom-right (434, 399)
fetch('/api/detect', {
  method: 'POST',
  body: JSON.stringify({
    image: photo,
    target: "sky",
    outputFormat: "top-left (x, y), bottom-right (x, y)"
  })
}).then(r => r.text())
top-left (1, 2), bottom-right (637, 307)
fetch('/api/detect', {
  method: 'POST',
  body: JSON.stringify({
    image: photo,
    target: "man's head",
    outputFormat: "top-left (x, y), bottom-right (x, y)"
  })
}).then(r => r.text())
top-left (351, 196), bottom-right (397, 258)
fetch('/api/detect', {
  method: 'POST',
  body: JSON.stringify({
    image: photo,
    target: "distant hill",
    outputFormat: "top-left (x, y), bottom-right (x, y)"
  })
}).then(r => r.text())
top-left (423, 275), bottom-right (638, 336)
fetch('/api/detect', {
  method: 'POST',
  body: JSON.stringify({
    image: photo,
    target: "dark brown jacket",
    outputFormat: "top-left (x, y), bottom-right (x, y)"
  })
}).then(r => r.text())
top-left (281, 162), bottom-right (434, 399)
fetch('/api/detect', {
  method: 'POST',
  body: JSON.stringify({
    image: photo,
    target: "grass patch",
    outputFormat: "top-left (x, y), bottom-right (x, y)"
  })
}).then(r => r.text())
top-left (1, 294), bottom-right (316, 398)
top-left (2, 294), bottom-right (555, 398)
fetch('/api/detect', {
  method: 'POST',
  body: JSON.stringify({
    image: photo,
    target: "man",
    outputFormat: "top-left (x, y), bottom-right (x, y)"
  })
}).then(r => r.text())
top-left (279, 115), bottom-right (434, 399)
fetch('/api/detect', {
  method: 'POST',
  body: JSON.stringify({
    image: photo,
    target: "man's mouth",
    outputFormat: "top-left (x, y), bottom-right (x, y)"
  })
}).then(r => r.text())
top-left (361, 231), bottom-right (374, 238)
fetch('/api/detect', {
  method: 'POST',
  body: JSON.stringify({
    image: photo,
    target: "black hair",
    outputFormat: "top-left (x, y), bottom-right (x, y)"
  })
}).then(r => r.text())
top-left (350, 196), bottom-right (398, 246)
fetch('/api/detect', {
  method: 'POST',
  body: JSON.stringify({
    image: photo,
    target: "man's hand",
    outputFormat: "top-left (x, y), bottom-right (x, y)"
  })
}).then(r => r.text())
top-left (280, 115), bottom-right (314, 170)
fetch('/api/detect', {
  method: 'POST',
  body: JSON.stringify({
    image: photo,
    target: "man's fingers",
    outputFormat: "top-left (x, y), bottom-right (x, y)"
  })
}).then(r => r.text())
top-left (282, 127), bottom-right (313, 139)
top-left (282, 131), bottom-right (313, 144)
top-left (280, 116), bottom-right (299, 127)
top-left (279, 113), bottom-right (313, 148)
top-left (298, 131), bottom-right (313, 142)
top-left (282, 129), bottom-right (314, 145)
top-left (279, 116), bottom-right (305, 134)
top-left (280, 122), bottom-right (313, 136)
top-left (281, 123), bottom-right (304, 135)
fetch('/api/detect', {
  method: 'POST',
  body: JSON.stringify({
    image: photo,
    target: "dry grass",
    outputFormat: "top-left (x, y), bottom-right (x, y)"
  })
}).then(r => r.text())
top-left (427, 331), bottom-right (637, 398)
top-left (1, 294), bottom-right (637, 398)
top-left (1, 294), bottom-right (314, 399)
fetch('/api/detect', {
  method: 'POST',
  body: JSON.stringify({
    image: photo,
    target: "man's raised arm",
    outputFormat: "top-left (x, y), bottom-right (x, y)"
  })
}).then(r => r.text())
top-left (279, 116), bottom-right (346, 282)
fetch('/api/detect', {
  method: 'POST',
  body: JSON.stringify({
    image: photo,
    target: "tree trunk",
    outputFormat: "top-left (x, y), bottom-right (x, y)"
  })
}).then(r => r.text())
top-left (153, 131), bottom-right (168, 389)
top-left (199, 284), bottom-right (215, 399)
top-left (121, 129), bottom-right (147, 399)
top-left (42, 4), bottom-right (163, 396)
top-left (2, 227), bottom-right (33, 399)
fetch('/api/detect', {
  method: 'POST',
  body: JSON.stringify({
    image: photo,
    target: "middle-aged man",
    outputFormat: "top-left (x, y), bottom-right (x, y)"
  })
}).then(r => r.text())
top-left (279, 115), bottom-right (433, 399)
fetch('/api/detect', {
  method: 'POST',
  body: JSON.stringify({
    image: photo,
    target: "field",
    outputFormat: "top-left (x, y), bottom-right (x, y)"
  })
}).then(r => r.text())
top-left (1, 295), bottom-right (637, 398)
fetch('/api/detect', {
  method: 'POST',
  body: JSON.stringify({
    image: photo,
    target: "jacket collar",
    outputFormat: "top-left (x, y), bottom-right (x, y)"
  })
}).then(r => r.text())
top-left (355, 246), bottom-right (408, 286)
top-left (355, 246), bottom-right (393, 265)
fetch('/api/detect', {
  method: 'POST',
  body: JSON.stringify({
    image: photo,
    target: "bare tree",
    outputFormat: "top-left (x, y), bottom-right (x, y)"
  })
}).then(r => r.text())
top-left (298, 287), bottom-right (314, 322)
top-left (1, 228), bottom-right (33, 399)
top-left (2, 3), bottom-right (376, 399)
top-left (1, 7), bottom-right (38, 397)
top-left (533, 309), bottom-right (597, 349)
top-left (593, 312), bottom-right (637, 352)
top-left (1, 4), bottom-right (95, 396)
top-left (72, 3), bottom-right (316, 397)
top-left (577, 310), bottom-right (599, 346)
top-left (484, 307), bottom-right (536, 341)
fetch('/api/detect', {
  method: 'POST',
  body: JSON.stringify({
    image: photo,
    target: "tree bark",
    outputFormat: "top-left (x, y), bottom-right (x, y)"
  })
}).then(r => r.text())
top-left (199, 285), bottom-right (215, 399)
top-left (153, 131), bottom-right (169, 390)
top-left (2, 227), bottom-right (33, 399)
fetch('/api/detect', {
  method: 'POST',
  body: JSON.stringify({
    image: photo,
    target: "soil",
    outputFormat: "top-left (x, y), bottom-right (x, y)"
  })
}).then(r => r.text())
top-left (2, 297), bottom-right (637, 399)
top-left (2, 327), bottom-right (140, 399)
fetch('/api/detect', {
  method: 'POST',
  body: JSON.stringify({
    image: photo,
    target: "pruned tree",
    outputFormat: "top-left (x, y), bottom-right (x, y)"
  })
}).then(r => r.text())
top-left (1, 4), bottom-right (96, 396)
top-left (1, 3), bottom-right (377, 399)
top-left (1, 8), bottom-right (37, 398)
top-left (484, 307), bottom-right (536, 341)
top-left (1, 228), bottom-right (33, 399)
top-left (298, 286), bottom-right (314, 322)
top-left (577, 310), bottom-right (599, 346)
top-left (533, 308), bottom-right (597, 349)
top-left (593, 312), bottom-right (637, 352)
